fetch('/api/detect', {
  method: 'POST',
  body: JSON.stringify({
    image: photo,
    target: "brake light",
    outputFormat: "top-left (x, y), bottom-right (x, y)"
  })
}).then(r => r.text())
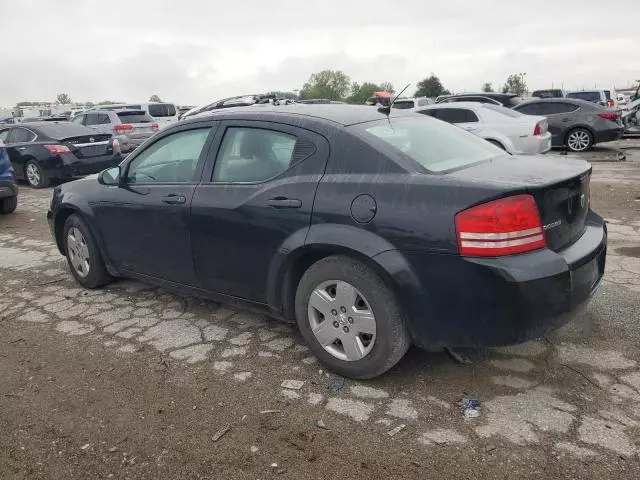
top-left (151, 122), bottom-right (159, 131)
top-left (598, 111), bottom-right (618, 121)
top-left (114, 124), bottom-right (133, 132)
top-left (533, 120), bottom-right (547, 135)
top-left (455, 194), bottom-right (546, 257)
top-left (44, 144), bottom-right (71, 155)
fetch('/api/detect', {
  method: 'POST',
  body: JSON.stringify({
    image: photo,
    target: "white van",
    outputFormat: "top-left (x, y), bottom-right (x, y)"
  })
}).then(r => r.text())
top-left (124, 102), bottom-right (179, 127)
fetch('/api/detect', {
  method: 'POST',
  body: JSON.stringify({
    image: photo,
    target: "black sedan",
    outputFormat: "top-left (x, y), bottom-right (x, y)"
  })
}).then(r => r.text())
top-left (0, 122), bottom-right (122, 188)
top-left (47, 105), bottom-right (607, 379)
top-left (513, 98), bottom-right (623, 152)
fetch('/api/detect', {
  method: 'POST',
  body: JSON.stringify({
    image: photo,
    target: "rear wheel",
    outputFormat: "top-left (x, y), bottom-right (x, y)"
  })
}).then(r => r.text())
top-left (25, 160), bottom-right (50, 188)
top-left (0, 195), bottom-right (17, 214)
top-left (566, 128), bottom-right (593, 152)
top-left (63, 214), bottom-right (112, 288)
top-left (295, 256), bottom-right (411, 379)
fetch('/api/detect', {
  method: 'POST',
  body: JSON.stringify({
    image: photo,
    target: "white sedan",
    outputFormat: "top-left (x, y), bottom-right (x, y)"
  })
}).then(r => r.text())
top-left (416, 102), bottom-right (552, 155)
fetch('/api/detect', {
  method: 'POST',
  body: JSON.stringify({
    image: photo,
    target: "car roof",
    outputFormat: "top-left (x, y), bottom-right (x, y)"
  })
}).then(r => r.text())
top-left (516, 98), bottom-right (599, 108)
top-left (188, 104), bottom-right (420, 127)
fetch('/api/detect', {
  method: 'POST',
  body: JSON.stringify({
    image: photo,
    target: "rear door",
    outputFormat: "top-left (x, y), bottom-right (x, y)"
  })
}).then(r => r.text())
top-left (91, 122), bottom-right (218, 284)
top-left (539, 102), bottom-right (580, 145)
top-left (190, 120), bottom-right (329, 302)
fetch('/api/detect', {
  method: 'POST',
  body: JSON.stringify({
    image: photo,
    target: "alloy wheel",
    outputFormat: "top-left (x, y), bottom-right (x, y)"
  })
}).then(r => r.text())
top-left (307, 280), bottom-right (377, 362)
top-left (567, 130), bottom-right (591, 152)
top-left (26, 163), bottom-right (41, 186)
top-left (67, 227), bottom-right (90, 278)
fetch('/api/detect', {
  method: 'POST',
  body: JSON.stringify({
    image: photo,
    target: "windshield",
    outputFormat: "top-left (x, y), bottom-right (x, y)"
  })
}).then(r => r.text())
top-left (354, 117), bottom-right (503, 173)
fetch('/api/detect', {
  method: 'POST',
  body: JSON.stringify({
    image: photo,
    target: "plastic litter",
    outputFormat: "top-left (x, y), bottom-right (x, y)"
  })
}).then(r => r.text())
top-left (387, 424), bottom-right (406, 437)
top-left (327, 376), bottom-right (345, 391)
top-left (459, 396), bottom-right (481, 419)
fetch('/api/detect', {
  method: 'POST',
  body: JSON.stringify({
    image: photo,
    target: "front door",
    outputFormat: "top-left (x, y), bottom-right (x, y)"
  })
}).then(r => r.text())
top-left (190, 121), bottom-right (329, 302)
top-left (92, 123), bottom-right (217, 285)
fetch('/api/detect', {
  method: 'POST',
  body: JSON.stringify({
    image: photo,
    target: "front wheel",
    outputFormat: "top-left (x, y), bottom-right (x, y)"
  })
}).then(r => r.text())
top-left (63, 214), bottom-right (112, 288)
top-left (566, 128), bottom-right (593, 152)
top-left (295, 256), bottom-right (411, 379)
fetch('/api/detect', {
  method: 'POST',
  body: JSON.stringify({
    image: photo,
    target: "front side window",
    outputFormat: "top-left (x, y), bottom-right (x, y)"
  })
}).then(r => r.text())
top-left (72, 114), bottom-right (85, 124)
top-left (10, 128), bottom-right (36, 143)
top-left (213, 127), bottom-right (298, 183)
top-left (0, 129), bottom-right (10, 142)
top-left (355, 117), bottom-right (503, 173)
top-left (126, 128), bottom-right (210, 183)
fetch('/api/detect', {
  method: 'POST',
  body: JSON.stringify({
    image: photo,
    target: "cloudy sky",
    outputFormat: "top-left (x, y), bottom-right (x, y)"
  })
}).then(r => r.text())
top-left (1, 0), bottom-right (639, 106)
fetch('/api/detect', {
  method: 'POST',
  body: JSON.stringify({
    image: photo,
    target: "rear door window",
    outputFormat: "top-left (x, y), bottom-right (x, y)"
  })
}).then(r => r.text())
top-left (514, 103), bottom-right (540, 115)
top-left (9, 127), bottom-right (36, 143)
top-left (436, 108), bottom-right (478, 124)
top-left (117, 111), bottom-right (153, 124)
top-left (148, 103), bottom-right (177, 117)
top-left (98, 113), bottom-right (111, 124)
top-left (85, 113), bottom-right (100, 126)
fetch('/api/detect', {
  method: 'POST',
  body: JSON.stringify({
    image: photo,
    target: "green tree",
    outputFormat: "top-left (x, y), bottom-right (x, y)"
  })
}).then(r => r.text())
top-left (56, 93), bottom-right (72, 104)
top-left (300, 70), bottom-right (351, 101)
top-left (149, 94), bottom-right (162, 102)
top-left (380, 81), bottom-right (395, 94)
top-left (97, 100), bottom-right (121, 105)
top-left (85, 101), bottom-right (95, 108)
top-left (414, 74), bottom-right (450, 98)
top-left (502, 74), bottom-right (527, 95)
top-left (482, 82), bottom-right (494, 92)
top-left (347, 82), bottom-right (381, 105)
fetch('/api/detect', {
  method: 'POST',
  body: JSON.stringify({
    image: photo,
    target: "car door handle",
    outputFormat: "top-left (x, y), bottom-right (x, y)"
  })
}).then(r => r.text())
top-left (267, 197), bottom-right (302, 209)
top-left (161, 194), bottom-right (186, 205)
top-left (17, 147), bottom-right (26, 151)
top-left (561, 118), bottom-right (570, 123)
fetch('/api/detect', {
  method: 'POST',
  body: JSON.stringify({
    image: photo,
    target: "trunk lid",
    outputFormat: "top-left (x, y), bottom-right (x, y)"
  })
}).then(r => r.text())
top-left (448, 154), bottom-right (592, 251)
top-left (63, 134), bottom-right (111, 158)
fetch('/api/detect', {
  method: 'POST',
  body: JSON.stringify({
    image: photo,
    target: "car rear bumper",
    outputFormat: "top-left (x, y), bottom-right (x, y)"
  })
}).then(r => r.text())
top-left (375, 211), bottom-right (607, 349)
top-left (594, 126), bottom-right (624, 144)
top-left (0, 180), bottom-right (18, 199)
top-left (515, 132), bottom-right (552, 155)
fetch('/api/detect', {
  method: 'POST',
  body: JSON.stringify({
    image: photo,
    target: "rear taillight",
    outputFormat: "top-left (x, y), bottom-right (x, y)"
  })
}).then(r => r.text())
top-left (151, 122), bottom-right (159, 131)
top-left (598, 111), bottom-right (618, 121)
top-left (44, 144), bottom-right (71, 155)
top-left (533, 120), bottom-right (547, 135)
top-left (455, 194), bottom-right (546, 257)
top-left (114, 124), bottom-right (133, 132)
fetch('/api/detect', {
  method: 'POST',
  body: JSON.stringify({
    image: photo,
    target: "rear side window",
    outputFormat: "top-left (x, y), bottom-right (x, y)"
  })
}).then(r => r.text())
top-left (117, 111), bottom-right (153, 124)
top-left (213, 127), bottom-right (301, 183)
top-left (356, 117), bottom-right (503, 173)
top-left (148, 103), bottom-right (177, 117)
top-left (434, 108), bottom-right (478, 124)
top-left (10, 128), bottom-right (36, 143)
top-left (98, 114), bottom-right (111, 124)
top-left (514, 103), bottom-right (540, 115)
top-left (537, 103), bottom-right (579, 115)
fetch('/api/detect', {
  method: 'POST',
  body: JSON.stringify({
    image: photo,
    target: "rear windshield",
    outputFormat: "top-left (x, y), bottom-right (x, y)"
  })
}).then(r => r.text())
top-left (148, 103), bottom-right (177, 117)
top-left (354, 117), bottom-right (503, 173)
top-left (481, 103), bottom-right (524, 118)
top-left (532, 90), bottom-right (563, 98)
top-left (117, 111), bottom-right (153, 123)
top-left (31, 122), bottom-right (93, 140)
top-left (392, 100), bottom-right (415, 109)
top-left (567, 91), bottom-right (601, 103)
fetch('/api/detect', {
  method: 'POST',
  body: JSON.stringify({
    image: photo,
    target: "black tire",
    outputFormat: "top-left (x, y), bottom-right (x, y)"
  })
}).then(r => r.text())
top-left (0, 195), bottom-right (17, 214)
top-left (25, 160), bottom-right (50, 188)
top-left (295, 255), bottom-right (411, 379)
top-left (487, 139), bottom-right (506, 150)
top-left (565, 128), bottom-right (593, 152)
top-left (63, 214), bottom-right (112, 289)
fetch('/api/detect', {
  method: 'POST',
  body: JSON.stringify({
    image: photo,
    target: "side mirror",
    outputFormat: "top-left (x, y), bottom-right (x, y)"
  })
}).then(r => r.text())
top-left (98, 166), bottom-right (121, 186)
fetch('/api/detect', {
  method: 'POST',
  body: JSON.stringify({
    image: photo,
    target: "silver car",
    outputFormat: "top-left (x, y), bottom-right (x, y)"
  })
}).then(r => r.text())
top-left (71, 109), bottom-right (158, 153)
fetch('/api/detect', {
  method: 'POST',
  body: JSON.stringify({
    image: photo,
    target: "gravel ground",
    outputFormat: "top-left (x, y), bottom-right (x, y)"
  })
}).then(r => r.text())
top-left (1, 145), bottom-right (640, 479)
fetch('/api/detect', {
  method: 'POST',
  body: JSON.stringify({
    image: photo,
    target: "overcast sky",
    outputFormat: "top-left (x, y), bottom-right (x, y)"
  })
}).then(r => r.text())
top-left (1, 0), bottom-right (639, 106)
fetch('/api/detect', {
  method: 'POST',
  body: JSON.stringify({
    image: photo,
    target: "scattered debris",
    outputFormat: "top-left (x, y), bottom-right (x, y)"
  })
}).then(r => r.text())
top-left (387, 424), bottom-right (406, 437)
top-left (445, 347), bottom-right (473, 364)
top-left (260, 410), bottom-right (282, 415)
top-left (108, 447), bottom-right (118, 453)
top-left (484, 444), bottom-right (497, 453)
top-left (250, 446), bottom-right (259, 453)
top-left (459, 396), bottom-right (481, 419)
top-left (281, 379), bottom-right (305, 390)
top-left (315, 419), bottom-right (329, 430)
top-left (327, 376), bottom-right (345, 391)
top-left (80, 444), bottom-right (91, 450)
top-left (211, 425), bottom-right (231, 442)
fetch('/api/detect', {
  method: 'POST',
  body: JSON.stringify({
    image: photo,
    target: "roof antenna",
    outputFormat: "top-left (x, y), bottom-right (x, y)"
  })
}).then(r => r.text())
top-left (378, 83), bottom-right (411, 115)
